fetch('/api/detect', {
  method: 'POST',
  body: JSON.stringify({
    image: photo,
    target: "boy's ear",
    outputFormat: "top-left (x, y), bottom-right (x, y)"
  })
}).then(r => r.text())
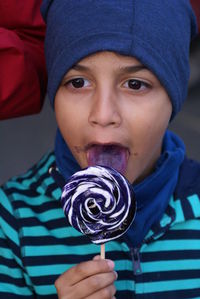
top-left (40, 0), bottom-right (54, 22)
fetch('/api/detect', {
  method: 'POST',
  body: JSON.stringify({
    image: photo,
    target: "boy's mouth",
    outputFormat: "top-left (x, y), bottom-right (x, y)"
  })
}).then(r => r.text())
top-left (86, 144), bottom-right (129, 175)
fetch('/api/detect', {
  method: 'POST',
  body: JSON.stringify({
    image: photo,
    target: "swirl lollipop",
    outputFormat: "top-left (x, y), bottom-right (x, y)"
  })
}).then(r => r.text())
top-left (61, 166), bottom-right (136, 258)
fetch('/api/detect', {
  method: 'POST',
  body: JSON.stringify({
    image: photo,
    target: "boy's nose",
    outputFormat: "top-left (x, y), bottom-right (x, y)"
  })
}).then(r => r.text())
top-left (88, 90), bottom-right (122, 128)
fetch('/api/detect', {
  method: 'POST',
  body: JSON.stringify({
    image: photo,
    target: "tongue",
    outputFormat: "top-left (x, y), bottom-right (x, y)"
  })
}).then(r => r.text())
top-left (87, 145), bottom-right (128, 175)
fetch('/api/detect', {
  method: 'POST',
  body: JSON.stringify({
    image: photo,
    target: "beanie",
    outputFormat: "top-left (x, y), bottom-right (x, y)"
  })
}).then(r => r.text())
top-left (41, 0), bottom-right (198, 119)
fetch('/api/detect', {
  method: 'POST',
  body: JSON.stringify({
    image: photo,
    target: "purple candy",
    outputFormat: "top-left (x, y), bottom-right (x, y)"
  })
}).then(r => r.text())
top-left (61, 166), bottom-right (136, 244)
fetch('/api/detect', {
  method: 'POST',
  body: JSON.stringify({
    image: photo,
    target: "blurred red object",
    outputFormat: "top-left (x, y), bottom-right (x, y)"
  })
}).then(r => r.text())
top-left (191, 0), bottom-right (200, 32)
top-left (0, 0), bottom-right (47, 120)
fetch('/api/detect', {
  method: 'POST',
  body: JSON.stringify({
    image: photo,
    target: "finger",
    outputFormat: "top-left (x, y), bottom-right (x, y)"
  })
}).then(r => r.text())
top-left (74, 271), bottom-right (117, 298)
top-left (85, 283), bottom-right (116, 299)
top-left (56, 271), bottom-right (117, 299)
top-left (55, 259), bottom-right (115, 287)
top-left (93, 255), bottom-right (101, 261)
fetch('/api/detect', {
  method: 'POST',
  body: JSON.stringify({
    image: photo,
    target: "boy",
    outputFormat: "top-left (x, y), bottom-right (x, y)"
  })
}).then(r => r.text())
top-left (0, 1), bottom-right (199, 298)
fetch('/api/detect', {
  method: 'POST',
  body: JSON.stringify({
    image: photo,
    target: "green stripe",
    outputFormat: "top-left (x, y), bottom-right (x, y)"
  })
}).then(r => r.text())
top-left (0, 229), bottom-right (6, 239)
top-left (37, 157), bottom-right (55, 177)
top-left (52, 188), bottom-right (62, 199)
top-left (0, 265), bottom-right (23, 279)
top-left (37, 176), bottom-right (54, 191)
top-left (16, 195), bottom-right (53, 206)
top-left (34, 284), bottom-right (57, 296)
top-left (146, 239), bottom-right (200, 252)
top-left (136, 278), bottom-right (200, 293)
top-left (143, 259), bottom-right (200, 272)
top-left (18, 208), bottom-right (64, 221)
top-left (25, 244), bottom-right (98, 256)
top-left (22, 226), bottom-right (82, 238)
top-left (0, 246), bottom-right (22, 266)
top-left (171, 219), bottom-right (200, 231)
top-left (24, 242), bottom-right (124, 257)
top-left (27, 264), bottom-right (74, 277)
top-left (42, 176), bottom-right (55, 186)
top-left (171, 199), bottom-right (185, 223)
top-left (0, 229), bottom-right (23, 267)
top-left (0, 189), bottom-right (14, 214)
top-left (160, 213), bottom-right (172, 227)
top-left (36, 153), bottom-right (55, 174)
top-left (0, 283), bottom-right (33, 295)
top-left (115, 280), bottom-right (135, 291)
top-left (114, 260), bottom-right (132, 271)
top-left (27, 259), bottom-right (132, 277)
top-left (0, 218), bottom-right (19, 246)
top-left (3, 181), bottom-right (28, 189)
top-left (187, 194), bottom-right (200, 218)
top-left (22, 226), bottom-right (49, 237)
top-left (23, 176), bottom-right (54, 189)
top-left (28, 259), bottom-right (133, 277)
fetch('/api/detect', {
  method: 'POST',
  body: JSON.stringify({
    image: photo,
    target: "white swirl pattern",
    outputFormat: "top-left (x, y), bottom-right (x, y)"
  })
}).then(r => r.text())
top-left (61, 166), bottom-right (136, 244)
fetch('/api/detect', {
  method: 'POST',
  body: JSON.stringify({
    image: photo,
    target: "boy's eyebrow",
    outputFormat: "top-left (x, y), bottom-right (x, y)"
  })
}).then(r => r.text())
top-left (72, 64), bottom-right (90, 71)
top-left (119, 65), bottom-right (148, 74)
top-left (72, 64), bottom-right (147, 73)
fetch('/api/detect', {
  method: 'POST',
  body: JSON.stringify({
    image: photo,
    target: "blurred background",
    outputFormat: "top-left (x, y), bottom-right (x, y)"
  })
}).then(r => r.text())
top-left (0, 36), bottom-right (200, 185)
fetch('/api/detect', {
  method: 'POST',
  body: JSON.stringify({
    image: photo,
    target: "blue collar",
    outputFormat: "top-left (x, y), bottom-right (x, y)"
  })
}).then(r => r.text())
top-left (126, 130), bottom-right (185, 247)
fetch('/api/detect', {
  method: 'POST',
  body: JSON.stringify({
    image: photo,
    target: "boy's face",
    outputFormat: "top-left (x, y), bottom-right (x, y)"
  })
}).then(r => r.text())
top-left (55, 51), bottom-right (172, 183)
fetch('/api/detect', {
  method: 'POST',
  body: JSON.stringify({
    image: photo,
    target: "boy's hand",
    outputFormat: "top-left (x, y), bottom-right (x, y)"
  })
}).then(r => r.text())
top-left (55, 256), bottom-right (117, 298)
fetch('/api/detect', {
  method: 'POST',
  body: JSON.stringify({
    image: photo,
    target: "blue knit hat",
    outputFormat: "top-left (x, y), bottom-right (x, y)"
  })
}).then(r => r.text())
top-left (41, 0), bottom-right (197, 119)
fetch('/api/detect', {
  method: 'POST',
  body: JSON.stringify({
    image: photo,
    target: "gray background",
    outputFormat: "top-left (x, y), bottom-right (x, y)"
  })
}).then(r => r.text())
top-left (0, 39), bottom-right (200, 185)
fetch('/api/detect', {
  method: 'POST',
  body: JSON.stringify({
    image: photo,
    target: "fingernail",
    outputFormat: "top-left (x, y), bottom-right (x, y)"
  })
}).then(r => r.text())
top-left (106, 259), bottom-right (115, 270)
top-left (114, 271), bottom-right (118, 279)
top-left (93, 255), bottom-right (101, 260)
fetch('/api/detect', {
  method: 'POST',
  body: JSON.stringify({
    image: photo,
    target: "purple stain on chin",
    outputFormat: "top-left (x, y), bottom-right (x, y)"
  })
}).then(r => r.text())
top-left (87, 145), bottom-right (128, 175)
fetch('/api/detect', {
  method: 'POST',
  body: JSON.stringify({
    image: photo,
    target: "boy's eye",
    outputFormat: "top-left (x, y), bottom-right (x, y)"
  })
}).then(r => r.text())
top-left (66, 78), bottom-right (90, 89)
top-left (124, 79), bottom-right (150, 91)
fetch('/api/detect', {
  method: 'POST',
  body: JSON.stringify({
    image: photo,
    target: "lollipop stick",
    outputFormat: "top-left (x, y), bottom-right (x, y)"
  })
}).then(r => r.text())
top-left (100, 243), bottom-right (105, 259)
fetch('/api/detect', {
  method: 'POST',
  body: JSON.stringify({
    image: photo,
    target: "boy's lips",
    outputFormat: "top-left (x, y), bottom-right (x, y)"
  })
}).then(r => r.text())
top-left (86, 143), bottom-right (129, 175)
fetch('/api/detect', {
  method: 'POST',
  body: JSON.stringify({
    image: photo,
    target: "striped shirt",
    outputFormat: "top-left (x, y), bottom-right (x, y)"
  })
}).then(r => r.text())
top-left (0, 152), bottom-right (200, 298)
